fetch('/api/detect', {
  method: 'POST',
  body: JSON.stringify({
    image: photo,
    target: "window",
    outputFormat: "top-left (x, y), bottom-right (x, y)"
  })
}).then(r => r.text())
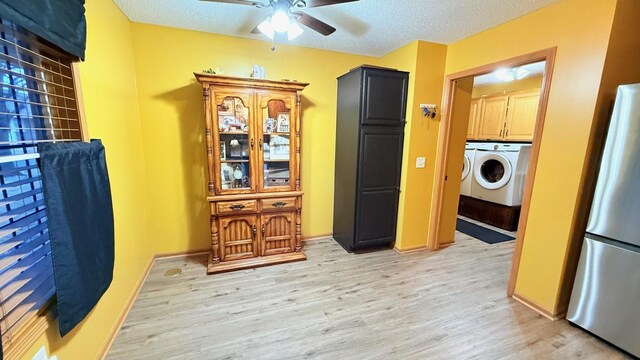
top-left (0, 18), bottom-right (83, 354)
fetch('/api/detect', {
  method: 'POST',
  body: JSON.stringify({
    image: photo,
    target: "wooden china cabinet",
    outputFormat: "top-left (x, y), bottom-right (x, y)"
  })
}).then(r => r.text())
top-left (194, 73), bottom-right (309, 274)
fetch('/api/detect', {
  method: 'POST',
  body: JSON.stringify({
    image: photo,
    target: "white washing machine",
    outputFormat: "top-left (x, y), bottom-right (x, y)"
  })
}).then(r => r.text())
top-left (471, 143), bottom-right (532, 206)
top-left (460, 142), bottom-right (479, 197)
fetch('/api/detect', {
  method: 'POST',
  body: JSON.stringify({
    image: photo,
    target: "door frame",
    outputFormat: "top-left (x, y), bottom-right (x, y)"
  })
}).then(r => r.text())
top-left (427, 47), bottom-right (557, 296)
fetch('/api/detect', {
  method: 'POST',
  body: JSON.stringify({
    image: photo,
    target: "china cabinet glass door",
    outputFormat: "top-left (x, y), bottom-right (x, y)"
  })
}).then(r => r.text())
top-left (215, 94), bottom-right (255, 193)
top-left (258, 96), bottom-right (295, 191)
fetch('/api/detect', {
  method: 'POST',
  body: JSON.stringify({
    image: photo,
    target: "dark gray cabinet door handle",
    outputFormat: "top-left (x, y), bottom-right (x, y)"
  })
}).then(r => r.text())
top-left (229, 204), bottom-right (245, 211)
top-left (272, 201), bottom-right (286, 208)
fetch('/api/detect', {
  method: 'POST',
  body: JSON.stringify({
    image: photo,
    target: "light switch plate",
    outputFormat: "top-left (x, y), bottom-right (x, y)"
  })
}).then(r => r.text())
top-left (416, 157), bottom-right (426, 168)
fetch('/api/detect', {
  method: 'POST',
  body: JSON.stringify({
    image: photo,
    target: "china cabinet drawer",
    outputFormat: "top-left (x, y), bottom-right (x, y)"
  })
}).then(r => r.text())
top-left (260, 197), bottom-right (296, 211)
top-left (216, 199), bottom-right (257, 214)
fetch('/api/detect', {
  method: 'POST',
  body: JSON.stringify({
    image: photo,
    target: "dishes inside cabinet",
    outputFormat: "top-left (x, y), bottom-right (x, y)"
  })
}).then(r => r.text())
top-left (218, 96), bottom-right (249, 133)
top-left (221, 162), bottom-right (251, 190)
top-left (269, 135), bottom-right (290, 160)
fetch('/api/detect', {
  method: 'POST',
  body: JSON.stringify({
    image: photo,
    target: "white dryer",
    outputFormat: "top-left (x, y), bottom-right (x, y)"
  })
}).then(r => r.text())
top-left (460, 142), bottom-right (479, 197)
top-left (471, 143), bottom-right (532, 206)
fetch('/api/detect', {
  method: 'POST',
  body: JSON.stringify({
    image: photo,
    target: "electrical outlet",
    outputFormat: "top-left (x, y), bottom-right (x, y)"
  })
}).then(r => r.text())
top-left (416, 157), bottom-right (426, 169)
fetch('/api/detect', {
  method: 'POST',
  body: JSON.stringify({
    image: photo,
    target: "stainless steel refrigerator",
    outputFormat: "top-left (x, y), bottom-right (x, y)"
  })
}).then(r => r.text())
top-left (567, 83), bottom-right (640, 357)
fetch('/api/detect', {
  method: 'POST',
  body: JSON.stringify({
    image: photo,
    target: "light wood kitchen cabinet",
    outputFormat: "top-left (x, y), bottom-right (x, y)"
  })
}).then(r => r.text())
top-left (467, 98), bottom-right (481, 139)
top-left (195, 73), bottom-right (308, 274)
top-left (477, 95), bottom-right (508, 140)
top-left (471, 90), bottom-right (540, 142)
top-left (504, 91), bottom-right (540, 141)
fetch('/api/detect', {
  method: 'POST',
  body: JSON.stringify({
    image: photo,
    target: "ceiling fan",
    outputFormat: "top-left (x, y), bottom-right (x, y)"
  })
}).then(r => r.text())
top-left (200, 0), bottom-right (358, 41)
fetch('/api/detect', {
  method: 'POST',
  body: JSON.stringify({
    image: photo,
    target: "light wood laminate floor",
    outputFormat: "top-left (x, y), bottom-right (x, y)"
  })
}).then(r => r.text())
top-left (107, 234), bottom-right (628, 360)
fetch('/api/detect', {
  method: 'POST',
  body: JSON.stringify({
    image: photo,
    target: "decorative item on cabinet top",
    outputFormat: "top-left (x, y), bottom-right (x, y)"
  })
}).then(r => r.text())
top-left (194, 73), bottom-right (309, 274)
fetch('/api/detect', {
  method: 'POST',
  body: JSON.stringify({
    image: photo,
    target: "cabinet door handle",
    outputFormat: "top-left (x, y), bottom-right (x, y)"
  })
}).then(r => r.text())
top-left (259, 138), bottom-right (263, 149)
top-left (272, 201), bottom-right (286, 208)
top-left (500, 129), bottom-right (503, 137)
top-left (261, 224), bottom-right (265, 237)
top-left (252, 224), bottom-right (257, 238)
top-left (505, 129), bottom-right (509, 137)
top-left (229, 204), bottom-right (245, 211)
top-left (251, 138), bottom-right (255, 150)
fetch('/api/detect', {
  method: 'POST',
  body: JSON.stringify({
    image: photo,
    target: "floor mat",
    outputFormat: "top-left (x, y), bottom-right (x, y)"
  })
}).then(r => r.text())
top-left (456, 218), bottom-right (515, 244)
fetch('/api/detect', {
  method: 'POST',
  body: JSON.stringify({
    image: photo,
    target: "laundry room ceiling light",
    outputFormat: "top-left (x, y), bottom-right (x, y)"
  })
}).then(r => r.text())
top-left (494, 66), bottom-right (530, 82)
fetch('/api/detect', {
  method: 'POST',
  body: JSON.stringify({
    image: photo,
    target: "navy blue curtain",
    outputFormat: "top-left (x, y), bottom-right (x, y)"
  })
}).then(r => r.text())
top-left (38, 140), bottom-right (114, 336)
top-left (0, 0), bottom-right (86, 59)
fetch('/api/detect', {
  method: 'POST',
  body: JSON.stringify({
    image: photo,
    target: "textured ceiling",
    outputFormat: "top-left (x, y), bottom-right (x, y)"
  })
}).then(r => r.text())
top-left (113, 0), bottom-right (559, 57)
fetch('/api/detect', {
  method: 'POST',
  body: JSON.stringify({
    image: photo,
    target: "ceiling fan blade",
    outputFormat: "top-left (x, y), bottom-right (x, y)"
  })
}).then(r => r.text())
top-left (250, 16), bottom-right (269, 34)
top-left (301, 0), bottom-right (358, 8)
top-left (199, 0), bottom-right (266, 6)
top-left (294, 11), bottom-right (336, 36)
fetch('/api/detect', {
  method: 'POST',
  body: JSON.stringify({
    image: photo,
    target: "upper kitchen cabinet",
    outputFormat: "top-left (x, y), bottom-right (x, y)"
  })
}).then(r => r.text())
top-left (504, 91), bottom-right (540, 141)
top-left (467, 98), bottom-right (481, 139)
top-left (472, 89), bottom-right (540, 142)
top-left (477, 95), bottom-right (509, 140)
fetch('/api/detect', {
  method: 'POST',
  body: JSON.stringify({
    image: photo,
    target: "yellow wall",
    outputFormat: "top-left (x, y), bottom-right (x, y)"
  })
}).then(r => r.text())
top-left (18, 0), bottom-right (636, 357)
top-left (129, 27), bottom-right (448, 254)
top-left (376, 42), bottom-right (417, 251)
top-left (472, 75), bottom-right (543, 98)
top-left (444, 0), bottom-right (617, 313)
top-left (129, 23), bottom-right (380, 253)
top-left (379, 41), bottom-right (448, 250)
top-left (557, 0), bottom-right (640, 313)
top-left (22, 0), bottom-right (154, 358)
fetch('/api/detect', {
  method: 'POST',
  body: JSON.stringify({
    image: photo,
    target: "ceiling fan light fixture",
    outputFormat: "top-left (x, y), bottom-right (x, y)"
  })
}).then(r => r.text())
top-left (494, 67), bottom-right (514, 82)
top-left (272, 9), bottom-right (290, 33)
top-left (257, 16), bottom-right (275, 39)
top-left (257, 10), bottom-right (304, 41)
top-left (515, 67), bottom-right (530, 80)
top-left (493, 66), bottom-right (531, 82)
top-left (287, 20), bottom-right (304, 40)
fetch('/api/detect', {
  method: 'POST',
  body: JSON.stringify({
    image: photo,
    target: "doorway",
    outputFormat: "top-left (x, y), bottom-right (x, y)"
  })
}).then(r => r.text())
top-left (428, 48), bottom-right (556, 296)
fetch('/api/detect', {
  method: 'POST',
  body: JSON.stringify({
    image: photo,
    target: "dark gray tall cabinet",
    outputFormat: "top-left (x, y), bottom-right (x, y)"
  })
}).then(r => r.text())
top-left (333, 66), bottom-right (409, 252)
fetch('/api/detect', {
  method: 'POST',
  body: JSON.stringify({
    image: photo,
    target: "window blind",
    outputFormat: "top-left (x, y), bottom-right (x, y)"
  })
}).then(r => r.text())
top-left (0, 18), bottom-right (82, 350)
